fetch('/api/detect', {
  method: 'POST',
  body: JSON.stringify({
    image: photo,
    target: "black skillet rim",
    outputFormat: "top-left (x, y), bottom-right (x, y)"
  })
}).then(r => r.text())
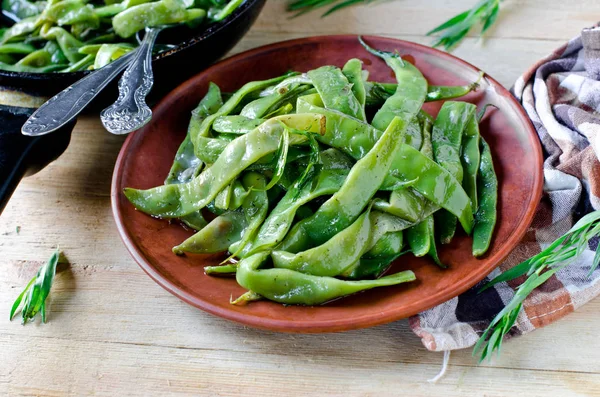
top-left (0, 0), bottom-right (259, 81)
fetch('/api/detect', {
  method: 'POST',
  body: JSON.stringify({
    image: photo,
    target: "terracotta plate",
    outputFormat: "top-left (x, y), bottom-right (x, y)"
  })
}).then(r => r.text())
top-left (112, 35), bottom-right (543, 333)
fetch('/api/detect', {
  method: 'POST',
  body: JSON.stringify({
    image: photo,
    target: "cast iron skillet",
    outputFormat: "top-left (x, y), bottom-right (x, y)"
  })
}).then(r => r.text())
top-left (0, 0), bottom-right (266, 214)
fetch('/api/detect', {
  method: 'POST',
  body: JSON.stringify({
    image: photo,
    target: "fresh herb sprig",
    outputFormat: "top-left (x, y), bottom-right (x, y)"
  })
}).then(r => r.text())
top-left (473, 210), bottom-right (600, 362)
top-left (287, 0), bottom-right (378, 17)
top-left (286, 0), bottom-right (504, 52)
top-left (10, 249), bottom-right (61, 324)
top-left (427, 0), bottom-right (502, 51)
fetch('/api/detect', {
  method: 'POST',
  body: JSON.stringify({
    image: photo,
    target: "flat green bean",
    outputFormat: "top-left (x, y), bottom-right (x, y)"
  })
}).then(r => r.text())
top-left (472, 138), bottom-right (497, 256)
top-left (308, 65), bottom-right (366, 121)
top-left (432, 101), bottom-right (477, 243)
top-left (342, 58), bottom-right (367, 112)
top-left (234, 252), bottom-right (416, 306)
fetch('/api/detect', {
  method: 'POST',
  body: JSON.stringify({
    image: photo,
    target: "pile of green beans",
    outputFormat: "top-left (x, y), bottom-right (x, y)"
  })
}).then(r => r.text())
top-left (0, 0), bottom-right (243, 72)
top-left (124, 38), bottom-right (498, 306)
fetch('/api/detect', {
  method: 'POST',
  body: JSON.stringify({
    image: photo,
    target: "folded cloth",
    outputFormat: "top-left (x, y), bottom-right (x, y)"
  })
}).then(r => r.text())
top-left (410, 26), bottom-right (600, 352)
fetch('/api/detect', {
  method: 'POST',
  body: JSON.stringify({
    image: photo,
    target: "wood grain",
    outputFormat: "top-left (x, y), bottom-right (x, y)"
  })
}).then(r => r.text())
top-left (1, 1), bottom-right (599, 396)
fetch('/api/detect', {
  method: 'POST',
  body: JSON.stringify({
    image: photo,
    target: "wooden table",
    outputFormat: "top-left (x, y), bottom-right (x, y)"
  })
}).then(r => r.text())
top-left (2, 1), bottom-right (600, 396)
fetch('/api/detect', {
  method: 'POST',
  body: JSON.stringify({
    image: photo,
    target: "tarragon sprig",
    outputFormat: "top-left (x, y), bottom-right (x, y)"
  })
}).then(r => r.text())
top-left (286, 0), bottom-right (504, 52)
top-left (10, 249), bottom-right (61, 324)
top-left (474, 210), bottom-right (600, 362)
top-left (427, 0), bottom-right (502, 51)
top-left (287, 0), bottom-right (378, 17)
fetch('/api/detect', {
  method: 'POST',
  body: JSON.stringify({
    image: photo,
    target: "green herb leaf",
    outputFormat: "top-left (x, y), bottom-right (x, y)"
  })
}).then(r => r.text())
top-left (426, 10), bottom-right (471, 35)
top-left (474, 210), bottom-right (600, 362)
top-left (10, 249), bottom-right (61, 324)
top-left (287, 0), bottom-right (376, 17)
top-left (481, 3), bottom-right (500, 36)
top-left (427, 0), bottom-right (503, 51)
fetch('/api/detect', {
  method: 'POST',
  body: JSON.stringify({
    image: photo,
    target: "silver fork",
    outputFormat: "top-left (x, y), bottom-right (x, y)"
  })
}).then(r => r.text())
top-left (100, 26), bottom-right (164, 135)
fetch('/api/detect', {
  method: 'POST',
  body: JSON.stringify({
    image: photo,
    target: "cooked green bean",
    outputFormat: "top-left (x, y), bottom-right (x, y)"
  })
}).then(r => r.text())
top-left (461, 117), bottom-right (482, 213)
top-left (173, 211), bottom-right (246, 254)
top-left (165, 82), bottom-right (222, 230)
top-left (432, 101), bottom-right (477, 243)
top-left (166, 82), bottom-right (222, 184)
top-left (212, 115), bottom-right (265, 134)
top-left (234, 252), bottom-right (416, 306)
top-left (473, 137), bottom-right (498, 257)
top-left (342, 58), bottom-right (367, 110)
top-left (364, 74), bottom-right (482, 107)
top-left (308, 65), bottom-right (366, 121)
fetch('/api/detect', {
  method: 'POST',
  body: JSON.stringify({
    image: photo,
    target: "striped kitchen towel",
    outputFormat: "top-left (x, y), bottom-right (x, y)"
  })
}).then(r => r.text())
top-left (410, 26), bottom-right (600, 351)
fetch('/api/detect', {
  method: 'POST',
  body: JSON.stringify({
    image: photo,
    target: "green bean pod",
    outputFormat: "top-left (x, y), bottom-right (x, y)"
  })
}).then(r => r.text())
top-left (194, 136), bottom-right (232, 164)
top-left (364, 75), bottom-right (481, 107)
top-left (227, 172), bottom-right (269, 257)
top-left (432, 101), bottom-right (477, 243)
top-left (307, 65), bottom-right (366, 121)
top-left (365, 230), bottom-right (404, 259)
top-left (212, 115), bottom-right (265, 134)
top-left (92, 43), bottom-right (134, 69)
top-left (165, 82), bottom-right (222, 230)
top-left (461, 117), bottom-right (482, 213)
top-left (296, 93), bottom-right (375, 160)
top-left (112, 0), bottom-right (205, 38)
top-left (214, 180), bottom-right (234, 210)
top-left (165, 82), bottom-right (222, 184)
top-left (46, 0), bottom-right (100, 29)
top-left (344, 252), bottom-right (405, 280)
top-left (172, 211), bottom-right (246, 254)
top-left (405, 113), bottom-right (444, 266)
top-left (240, 84), bottom-right (311, 119)
top-left (341, 58), bottom-right (367, 111)
top-left (233, 252), bottom-right (416, 306)
top-left (0, 42), bottom-right (36, 54)
top-left (297, 90), bottom-right (473, 226)
top-left (360, 38), bottom-right (427, 133)
top-left (41, 26), bottom-right (85, 64)
top-left (472, 138), bottom-right (498, 257)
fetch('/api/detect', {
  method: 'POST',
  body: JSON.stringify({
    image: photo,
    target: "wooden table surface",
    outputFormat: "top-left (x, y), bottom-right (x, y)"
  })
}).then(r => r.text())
top-left (2, 1), bottom-right (600, 396)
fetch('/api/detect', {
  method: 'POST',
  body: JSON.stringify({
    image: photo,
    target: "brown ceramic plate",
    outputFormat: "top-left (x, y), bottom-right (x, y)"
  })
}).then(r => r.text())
top-left (112, 35), bottom-right (543, 333)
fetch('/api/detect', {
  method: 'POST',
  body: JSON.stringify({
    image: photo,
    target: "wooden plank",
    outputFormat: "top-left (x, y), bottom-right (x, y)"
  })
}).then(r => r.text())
top-left (2, 333), bottom-right (600, 397)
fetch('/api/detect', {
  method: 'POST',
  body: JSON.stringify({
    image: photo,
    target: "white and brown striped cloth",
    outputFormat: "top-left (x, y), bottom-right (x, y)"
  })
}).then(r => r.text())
top-left (410, 27), bottom-right (600, 351)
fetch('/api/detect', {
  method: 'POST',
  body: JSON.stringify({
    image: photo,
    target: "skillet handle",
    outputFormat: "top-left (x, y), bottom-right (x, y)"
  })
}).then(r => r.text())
top-left (0, 106), bottom-right (73, 213)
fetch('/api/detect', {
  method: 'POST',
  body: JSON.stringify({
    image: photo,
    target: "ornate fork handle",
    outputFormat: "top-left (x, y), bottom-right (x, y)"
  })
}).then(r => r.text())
top-left (21, 50), bottom-right (137, 137)
top-left (101, 27), bottom-right (162, 135)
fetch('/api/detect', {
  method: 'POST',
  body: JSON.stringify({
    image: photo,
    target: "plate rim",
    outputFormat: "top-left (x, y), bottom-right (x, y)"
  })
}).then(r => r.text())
top-left (111, 34), bottom-right (544, 333)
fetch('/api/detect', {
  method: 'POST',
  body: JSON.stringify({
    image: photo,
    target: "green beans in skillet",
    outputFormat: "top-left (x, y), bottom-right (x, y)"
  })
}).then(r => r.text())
top-left (0, 0), bottom-right (244, 72)
top-left (124, 37), bottom-right (499, 306)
